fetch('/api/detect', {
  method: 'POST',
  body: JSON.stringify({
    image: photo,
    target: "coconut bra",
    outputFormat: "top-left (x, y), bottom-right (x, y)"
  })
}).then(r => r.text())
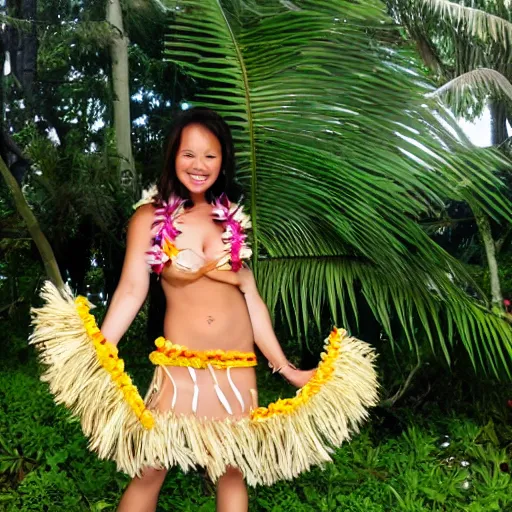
top-left (142, 192), bottom-right (252, 275)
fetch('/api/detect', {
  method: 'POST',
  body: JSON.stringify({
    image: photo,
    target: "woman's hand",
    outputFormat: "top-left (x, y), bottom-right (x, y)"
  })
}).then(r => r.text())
top-left (279, 366), bottom-right (316, 388)
top-left (205, 264), bottom-right (258, 295)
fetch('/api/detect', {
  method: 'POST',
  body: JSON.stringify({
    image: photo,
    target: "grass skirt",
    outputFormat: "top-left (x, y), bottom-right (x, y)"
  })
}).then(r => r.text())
top-left (29, 282), bottom-right (379, 486)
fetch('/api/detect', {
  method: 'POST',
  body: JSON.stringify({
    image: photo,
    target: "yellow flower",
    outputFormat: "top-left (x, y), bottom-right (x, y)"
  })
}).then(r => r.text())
top-left (148, 342), bottom-right (257, 369)
top-left (95, 344), bottom-right (110, 360)
top-left (163, 240), bottom-right (180, 260)
top-left (140, 410), bottom-right (155, 429)
top-left (119, 374), bottom-right (132, 387)
top-left (131, 402), bottom-right (144, 417)
top-left (103, 357), bottom-right (117, 372)
top-left (74, 296), bottom-right (155, 430)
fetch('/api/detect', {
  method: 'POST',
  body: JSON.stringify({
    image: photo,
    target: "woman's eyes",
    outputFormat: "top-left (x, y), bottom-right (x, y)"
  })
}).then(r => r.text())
top-left (182, 154), bottom-right (216, 158)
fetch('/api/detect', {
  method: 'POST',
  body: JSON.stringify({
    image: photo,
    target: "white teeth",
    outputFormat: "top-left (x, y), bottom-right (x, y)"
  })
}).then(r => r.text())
top-left (190, 174), bottom-right (207, 182)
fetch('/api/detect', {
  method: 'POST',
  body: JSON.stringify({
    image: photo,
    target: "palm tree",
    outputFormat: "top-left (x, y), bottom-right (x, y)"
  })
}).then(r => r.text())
top-left (388, 0), bottom-right (512, 308)
top-left (388, 0), bottom-right (512, 145)
top-left (160, 0), bottom-right (512, 377)
top-left (0, 154), bottom-right (63, 289)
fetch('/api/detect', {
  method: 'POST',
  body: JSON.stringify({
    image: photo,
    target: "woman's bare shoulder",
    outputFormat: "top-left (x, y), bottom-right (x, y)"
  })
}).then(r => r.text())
top-left (128, 203), bottom-right (156, 238)
top-left (131, 202), bottom-right (156, 221)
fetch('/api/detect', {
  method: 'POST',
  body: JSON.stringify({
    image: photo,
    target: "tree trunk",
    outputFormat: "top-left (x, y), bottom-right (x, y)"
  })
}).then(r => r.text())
top-left (474, 206), bottom-right (502, 309)
top-left (489, 100), bottom-right (508, 146)
top-left (21, 0), bottom-right (37, 107)
top-left (107, 0), bottom-right (136, 193)
top-left (5, 0), bottom-right (37, 109)
top-left (0, 155), bottom-right (64, 290)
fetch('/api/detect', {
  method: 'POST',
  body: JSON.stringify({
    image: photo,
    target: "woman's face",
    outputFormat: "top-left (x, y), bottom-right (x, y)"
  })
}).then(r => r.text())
top-left (175, 123), bottom-right (222, 200)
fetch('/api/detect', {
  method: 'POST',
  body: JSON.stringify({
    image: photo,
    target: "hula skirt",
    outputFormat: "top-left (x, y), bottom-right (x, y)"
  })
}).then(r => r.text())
top-left (29, 282), bottom-right (378, 486)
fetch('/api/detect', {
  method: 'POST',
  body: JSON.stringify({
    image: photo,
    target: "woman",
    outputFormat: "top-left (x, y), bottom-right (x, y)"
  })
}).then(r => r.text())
top-left (30, 107), bottom-right (378, 512)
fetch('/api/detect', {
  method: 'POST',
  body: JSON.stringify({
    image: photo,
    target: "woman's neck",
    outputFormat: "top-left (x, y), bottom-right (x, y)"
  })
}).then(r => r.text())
top-left (189, 192), bottom-right (208, 206)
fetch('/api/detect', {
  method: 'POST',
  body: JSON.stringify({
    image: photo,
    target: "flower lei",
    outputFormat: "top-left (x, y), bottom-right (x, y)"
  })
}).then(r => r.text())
top-left (146, 195), bottom-right (186, 274)
top-left (75, 297), bottom-right (155, 429)
top-left (149, 336), bottom-right (257, 369)
top-left (250, 327), bottom-right (344, 421)
top-left (144, 190), bottom-right (252, 274)
top-left (211, 194), bottom-right (252, 272)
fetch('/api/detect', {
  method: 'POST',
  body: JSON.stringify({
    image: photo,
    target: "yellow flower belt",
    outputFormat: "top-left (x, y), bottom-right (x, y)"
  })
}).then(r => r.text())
top-left (149, 336), bottom-right (258, 369)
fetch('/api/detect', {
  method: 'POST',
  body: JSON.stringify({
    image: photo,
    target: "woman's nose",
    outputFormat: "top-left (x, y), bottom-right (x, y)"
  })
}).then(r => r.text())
top-left (193, 158), bottom-right (207, 170)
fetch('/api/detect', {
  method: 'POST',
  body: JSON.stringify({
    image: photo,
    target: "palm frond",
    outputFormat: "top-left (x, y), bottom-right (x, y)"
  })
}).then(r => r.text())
top-left (426, 68), bottom-right (512, 107)
top-left (162, 0), bottom-right (512, 375)
top-left (419, 0), bottom-right (512, 50)
top-left (256, 257), bottom-right (512, 376)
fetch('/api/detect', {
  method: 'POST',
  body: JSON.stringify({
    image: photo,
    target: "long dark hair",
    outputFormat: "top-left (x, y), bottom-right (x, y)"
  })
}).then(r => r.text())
top-left (157, 107), bottom-right (241, 204)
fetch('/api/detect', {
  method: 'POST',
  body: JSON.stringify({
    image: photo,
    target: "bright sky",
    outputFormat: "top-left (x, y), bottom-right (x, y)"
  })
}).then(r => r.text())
top-left (457, 107), bottom-right (511, 147)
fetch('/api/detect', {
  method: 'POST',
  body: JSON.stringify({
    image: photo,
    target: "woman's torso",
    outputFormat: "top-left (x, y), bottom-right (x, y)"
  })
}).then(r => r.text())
top-left (159, 203), bottom-right (254, 352)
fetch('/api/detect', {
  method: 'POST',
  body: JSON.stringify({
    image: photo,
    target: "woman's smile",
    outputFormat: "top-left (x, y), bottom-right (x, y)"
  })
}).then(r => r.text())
top-left (189, 174), bottom-right (208, 183)
top-left (188, 173), bottom-right (209, 184)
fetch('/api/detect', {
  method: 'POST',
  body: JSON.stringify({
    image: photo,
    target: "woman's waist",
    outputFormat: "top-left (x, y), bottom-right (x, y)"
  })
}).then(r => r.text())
top-left (149, 336), bottom-right (257, 369)
top-left (161, 322), bottom-right (254, 355)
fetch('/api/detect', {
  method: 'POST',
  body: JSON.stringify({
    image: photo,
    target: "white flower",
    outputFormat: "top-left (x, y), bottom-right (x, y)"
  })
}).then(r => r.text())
top-left (233, 209), bottom-right (252, 229)
top-left (146, 245), bottom-right (169, 265)
top-left (239, 247), bottom-right (253, 259)
top-left (132, 183), bottom-right (158, 210)
top-left (221, 229), bottom-right (233, 241)
top-left (212, 206), bottom-right (228, 221)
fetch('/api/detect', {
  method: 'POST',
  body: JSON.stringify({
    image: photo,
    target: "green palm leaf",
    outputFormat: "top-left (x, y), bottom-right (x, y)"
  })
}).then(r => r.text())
top-left (389, 0), bottom-right (511, 118)
top-left (426, 68), bottom-right (512, 112)
top-left (162, 0), bottom-right (512, 375)
top-left (418, 0), bottom-right (512, 49)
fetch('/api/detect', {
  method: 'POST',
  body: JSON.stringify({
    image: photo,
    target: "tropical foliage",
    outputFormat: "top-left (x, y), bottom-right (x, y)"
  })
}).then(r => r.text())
top-left (1, 1), bottom-right (512, 510)
top-left (387, 0), bottom-right (512, 325)
top-left (161, 0), bottom-right (512, 374)
top-left (389, 0), bottom-right (512, 137)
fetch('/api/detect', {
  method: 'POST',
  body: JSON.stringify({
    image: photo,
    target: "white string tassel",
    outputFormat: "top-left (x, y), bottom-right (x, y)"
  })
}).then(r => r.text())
top-left (227, 367), bottom-right (245, 413)
top-left (188, 367), bottom-right (199, 414)
top-left (162, 366), bottom-right (178, 409)
top-left (207, 364), bottom-right (233, 415)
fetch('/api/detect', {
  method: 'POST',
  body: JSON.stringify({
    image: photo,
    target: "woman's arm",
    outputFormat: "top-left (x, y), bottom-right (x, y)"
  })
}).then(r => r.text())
top-left (206, 267), bottom-right (315, 387)
top-left (100, 204), bottom-right (154, 346)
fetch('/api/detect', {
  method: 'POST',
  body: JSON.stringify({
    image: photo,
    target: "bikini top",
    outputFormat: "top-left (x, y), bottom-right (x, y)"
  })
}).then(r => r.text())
top-left (135, 186), bottom-right (252, 275)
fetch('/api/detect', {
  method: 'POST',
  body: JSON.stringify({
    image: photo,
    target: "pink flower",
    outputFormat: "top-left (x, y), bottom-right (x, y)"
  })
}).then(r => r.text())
top-left (212, 195), bottom-right (251, 272)
top-left (146, 195), bottom-right (186, 274)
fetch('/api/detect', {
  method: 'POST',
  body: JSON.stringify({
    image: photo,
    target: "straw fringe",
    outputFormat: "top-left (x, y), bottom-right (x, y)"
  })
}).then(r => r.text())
top-left (30, 281), bottom-right (379, 486)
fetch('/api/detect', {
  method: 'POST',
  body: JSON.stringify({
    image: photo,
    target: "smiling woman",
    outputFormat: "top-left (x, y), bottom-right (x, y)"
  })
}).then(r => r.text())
top-left (29, 107), bottom-right (378, 512)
